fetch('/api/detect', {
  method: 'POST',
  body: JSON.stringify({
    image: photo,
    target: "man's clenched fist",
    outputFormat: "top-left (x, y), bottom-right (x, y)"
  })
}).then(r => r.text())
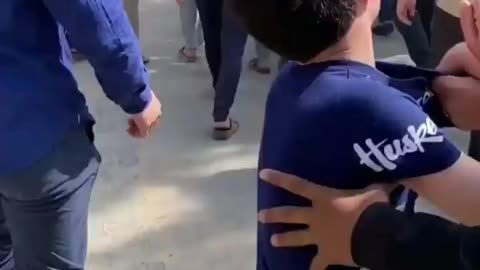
top-left (396, 0), bottom-right (417, 25)
top-left (128, 92), bottom-right (162, 138)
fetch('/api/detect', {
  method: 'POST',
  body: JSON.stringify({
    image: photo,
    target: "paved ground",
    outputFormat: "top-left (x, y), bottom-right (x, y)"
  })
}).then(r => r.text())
top-left (74, 1), bottom-right (470, 269)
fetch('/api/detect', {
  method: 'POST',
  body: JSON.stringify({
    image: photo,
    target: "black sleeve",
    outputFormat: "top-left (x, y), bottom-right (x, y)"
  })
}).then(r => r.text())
top-left (422, 95), bottom-right (454, 128)
top-left (351, 203), bottom-right (480, 270)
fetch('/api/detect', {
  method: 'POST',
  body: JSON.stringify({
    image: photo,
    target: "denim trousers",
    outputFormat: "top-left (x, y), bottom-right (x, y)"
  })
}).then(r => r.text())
top-left (0, 127), bottom-right (101, 270)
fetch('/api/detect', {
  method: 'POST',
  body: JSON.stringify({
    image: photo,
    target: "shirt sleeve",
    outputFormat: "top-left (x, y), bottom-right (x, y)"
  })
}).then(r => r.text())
top-left (347, 91), bottom-right (461, 182)
top-left (375, 62), bottom-right (453, 128)
top-left (42, 0), bottom-right (151, 114)
top-left (276, 85), bottom-right (462, 189)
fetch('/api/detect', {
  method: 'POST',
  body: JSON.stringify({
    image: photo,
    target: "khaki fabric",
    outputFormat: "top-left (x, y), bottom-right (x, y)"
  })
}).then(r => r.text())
top-left (436, 0), bottom-right (461, 17)
top-left (124, 0), bottom-right (140, 36)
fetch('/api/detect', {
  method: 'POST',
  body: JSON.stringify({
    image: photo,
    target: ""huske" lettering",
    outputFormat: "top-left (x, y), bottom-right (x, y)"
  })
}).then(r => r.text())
top-left (353, 117), bottom-right (444, 172)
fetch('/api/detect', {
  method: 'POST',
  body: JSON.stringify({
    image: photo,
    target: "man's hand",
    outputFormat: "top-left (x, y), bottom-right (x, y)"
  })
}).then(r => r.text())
top-left (128, 92), bottom-right (162, 138)
top-left (437, 43), bottom-right (480, 78)
top-left (433, 76), bottom-right (480, 131)
top-left (461, 0), bottom-right (480, 62)
top-left (438, 1), bottom-right (480, 77)
top-left (257, 169), bottom-right (390, 270)
top-left (397, 0), bottom-right (416, 25)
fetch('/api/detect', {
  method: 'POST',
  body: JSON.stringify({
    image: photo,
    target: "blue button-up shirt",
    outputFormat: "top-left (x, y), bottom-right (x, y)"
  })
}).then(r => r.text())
top-left (0, 0), bottom-right (152, 175)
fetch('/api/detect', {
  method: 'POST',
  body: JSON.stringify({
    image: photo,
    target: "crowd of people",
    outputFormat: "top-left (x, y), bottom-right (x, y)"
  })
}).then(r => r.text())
top-left (2, 0), bottom-right (480, 269)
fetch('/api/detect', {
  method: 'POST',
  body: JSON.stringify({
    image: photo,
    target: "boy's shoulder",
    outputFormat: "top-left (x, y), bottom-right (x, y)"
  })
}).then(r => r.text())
top-left (261, 62), bottom-right (460, 189)
top-left (270, 62), bottom-right (418, 118)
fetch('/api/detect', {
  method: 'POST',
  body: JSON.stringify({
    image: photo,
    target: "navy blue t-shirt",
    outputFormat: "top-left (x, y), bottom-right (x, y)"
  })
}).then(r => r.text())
top-left (257, 60), bottom-right (462, 270)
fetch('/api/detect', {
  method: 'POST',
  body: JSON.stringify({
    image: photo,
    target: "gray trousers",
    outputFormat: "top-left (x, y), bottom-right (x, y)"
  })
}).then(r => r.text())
top-left (0, 127), bottom-right (100, 270)
top-left (124, 0), bottom-right (140, 36)
top-left (179, 0), bottom-right (203, 49)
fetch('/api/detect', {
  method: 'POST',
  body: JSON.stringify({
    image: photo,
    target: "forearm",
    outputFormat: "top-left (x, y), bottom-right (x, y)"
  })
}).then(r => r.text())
top-left (352, 203), bottom-right (480, 270)
top-left (431, 74), bottom-right (480, 131)
top-left (42, 0), bottom-right (151, 114)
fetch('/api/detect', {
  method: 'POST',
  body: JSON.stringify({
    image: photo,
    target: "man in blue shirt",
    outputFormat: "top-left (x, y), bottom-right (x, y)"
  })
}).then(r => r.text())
top-left (0, 0), bottom-right (161, 269)
top-left (232, 0), bottom-right (480, 269)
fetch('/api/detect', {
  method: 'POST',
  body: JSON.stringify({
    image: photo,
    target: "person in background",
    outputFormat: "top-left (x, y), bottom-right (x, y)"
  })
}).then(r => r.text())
top-left (194, 0), bottom-right (222, 89)
top-left (372, 0), bottom-right (395, 36)
top-left (396, 0), bottom-right (435, 68)
top-left (193, 0), bottom-right (247, 141)
top-left (210, 1), bottom-right (246, 140)
top-left (249, 41), bottom-right (272, 74)
top-left (0, 0), bottom-right (162, 269)
top-left (124, 0), bottom-right (150, 64)
top-left (176, 0), bottom-right (203, 63)
top-left (430, 0), bottom-right (463, 66)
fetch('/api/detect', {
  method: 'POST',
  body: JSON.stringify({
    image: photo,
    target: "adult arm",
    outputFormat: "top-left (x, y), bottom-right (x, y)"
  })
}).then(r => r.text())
top-left (432, 75), bottom-right (480, 131)
top-left (338, 87), bottom-right (480, 226)
top-left (402, 154), bottom-right (480, 226)
top-left (352, 203), bottom-right (480, 270)
top-left (42, 0), bottom-right (151, 114)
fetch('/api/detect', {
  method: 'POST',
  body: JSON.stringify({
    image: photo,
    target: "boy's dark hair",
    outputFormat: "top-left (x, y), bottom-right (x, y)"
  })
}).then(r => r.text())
top-left (232, 0), bottom-right (357, 62)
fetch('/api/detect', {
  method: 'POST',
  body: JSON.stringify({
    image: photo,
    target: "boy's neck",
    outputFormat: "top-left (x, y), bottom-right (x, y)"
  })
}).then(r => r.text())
top-left (309, 20), bottom-right (375, 66)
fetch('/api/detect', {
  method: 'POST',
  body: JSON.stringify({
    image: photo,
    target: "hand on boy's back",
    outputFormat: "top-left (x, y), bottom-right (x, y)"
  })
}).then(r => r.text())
top-left (257, 169), bottom-right (390, 270)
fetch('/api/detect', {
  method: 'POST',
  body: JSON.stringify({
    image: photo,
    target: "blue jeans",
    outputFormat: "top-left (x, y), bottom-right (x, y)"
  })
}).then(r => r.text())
top-left (0, 127), bottom-right (100, 270)
top-left (212, 2), bottom-right (248, 122)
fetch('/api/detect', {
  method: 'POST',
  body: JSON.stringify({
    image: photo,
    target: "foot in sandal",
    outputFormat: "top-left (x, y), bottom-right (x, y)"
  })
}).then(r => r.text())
top-left (249, 58), bottom-right (271, 74)
top-left (178, 47), bottom-right (198, 63)
top-left (212, 118), bottom-right (239, 141)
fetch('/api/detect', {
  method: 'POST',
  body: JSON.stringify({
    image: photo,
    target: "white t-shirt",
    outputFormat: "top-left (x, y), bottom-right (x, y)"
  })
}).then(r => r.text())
top-left (437, 0), bottom-right (461, 17)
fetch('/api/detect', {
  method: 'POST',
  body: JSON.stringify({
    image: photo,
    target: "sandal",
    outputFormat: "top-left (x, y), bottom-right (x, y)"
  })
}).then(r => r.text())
top-left (71, 48), bottom-right (86, 62)
top-left (178, 47), bottom-right (198, 63)
top-left (212, 119), bottom-right (239, 141)
top-left (248, 58), bottom-right (271, 74)
top-left (143, 55), bottom-right (151, 65)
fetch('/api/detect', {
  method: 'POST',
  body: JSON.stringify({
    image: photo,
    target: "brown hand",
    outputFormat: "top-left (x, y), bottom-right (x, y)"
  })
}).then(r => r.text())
top-left (433, 76), bottom-right (480, 131)
top-left (258, 169), bottom-right (389, 270)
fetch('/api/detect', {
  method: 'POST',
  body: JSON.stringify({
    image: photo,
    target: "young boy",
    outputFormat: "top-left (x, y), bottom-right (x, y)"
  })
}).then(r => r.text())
top-left (231, 0), bottom-right (480, 269)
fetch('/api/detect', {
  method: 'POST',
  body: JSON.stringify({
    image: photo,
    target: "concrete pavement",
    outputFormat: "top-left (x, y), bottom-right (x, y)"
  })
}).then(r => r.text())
top-left (73, 1), bottom-right (470, 268)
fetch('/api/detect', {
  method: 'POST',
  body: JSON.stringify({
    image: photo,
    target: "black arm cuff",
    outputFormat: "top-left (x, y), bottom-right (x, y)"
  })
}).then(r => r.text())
top-left (461, 227), bottom-right (480, 270)
top-left (351, 203), bottom-right (465, 270)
